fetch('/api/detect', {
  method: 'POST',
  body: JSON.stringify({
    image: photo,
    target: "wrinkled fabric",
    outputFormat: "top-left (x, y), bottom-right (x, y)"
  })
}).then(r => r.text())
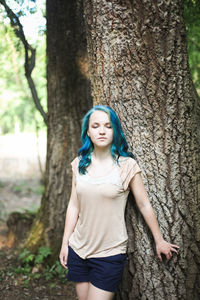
top-left (69, 156), bottom-right (141, 259)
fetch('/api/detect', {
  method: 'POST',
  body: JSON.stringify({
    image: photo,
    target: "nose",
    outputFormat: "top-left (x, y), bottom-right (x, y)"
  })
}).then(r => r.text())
top-left (99, 126), bottom-right (106, 134)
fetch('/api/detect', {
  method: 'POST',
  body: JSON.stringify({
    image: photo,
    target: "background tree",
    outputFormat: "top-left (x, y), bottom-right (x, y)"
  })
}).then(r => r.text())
top-left (83, 0), bottom-right (200, 299)
top-left (0, 0), bottom-right (47, 125)
top-left (184, 0), bottom-right (200, 95)
top-left (0, 1), bottom-right (46, 134)
top-left (25, 0), bottom-right (92, 258)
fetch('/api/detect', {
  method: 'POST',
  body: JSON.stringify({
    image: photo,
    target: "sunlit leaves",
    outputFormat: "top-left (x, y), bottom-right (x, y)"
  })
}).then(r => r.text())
top-left (184, 0), bottom-right (200, 95)
top-left (0, 2), bottom-right (46, 134)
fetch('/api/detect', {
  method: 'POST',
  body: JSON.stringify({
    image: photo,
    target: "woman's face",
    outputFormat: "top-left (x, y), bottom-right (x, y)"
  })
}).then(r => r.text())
top-left (87, 110), bottom-right (114, 149)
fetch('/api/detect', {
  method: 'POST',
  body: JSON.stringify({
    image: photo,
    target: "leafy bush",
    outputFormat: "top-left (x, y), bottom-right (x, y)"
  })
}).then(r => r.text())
top-left (16, 246), bottom-right (68, 284)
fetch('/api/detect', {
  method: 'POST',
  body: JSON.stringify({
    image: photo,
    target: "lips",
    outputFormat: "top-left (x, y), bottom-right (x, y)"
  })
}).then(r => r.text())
top-left (98, 137), bottom-right (107, 140)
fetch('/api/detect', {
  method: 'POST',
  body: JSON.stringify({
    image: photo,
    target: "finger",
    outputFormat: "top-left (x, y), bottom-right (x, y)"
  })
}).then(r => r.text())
top-left (171, 244), bottom-right (180, 249)
top-left (59, 255), bottom-right (65, 263)
top-left (63, 264), bottom-right (68, 269)
top-left (59, 255), bottom-right (67, 267)
top-left (63, 258), bottom-right (67, 265)
top-left (166, 252), bottom-right (172, 262)
top-left (62, 264), bottom-right (68, 269)
top-left (60, 260), bottom-right (68, 269)
top-left (171, 248), bottom-right (178, 254)
top-left (157, 252), bottom-right (162, 261)
top-left (63, 258), bottom-right (68, 266)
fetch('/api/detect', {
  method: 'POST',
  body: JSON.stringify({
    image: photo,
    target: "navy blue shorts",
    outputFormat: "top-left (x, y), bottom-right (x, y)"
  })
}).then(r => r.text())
top-left (66, 245), bottom-right (127, 292)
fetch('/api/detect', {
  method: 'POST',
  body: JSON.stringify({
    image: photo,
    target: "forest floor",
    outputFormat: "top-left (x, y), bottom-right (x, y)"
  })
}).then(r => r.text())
top-left (0, 179), bottom-right (76, 300)
top-left (0, 134), bottom-right (77, 300)
top-left (0, 246), bottom-right (76, 300)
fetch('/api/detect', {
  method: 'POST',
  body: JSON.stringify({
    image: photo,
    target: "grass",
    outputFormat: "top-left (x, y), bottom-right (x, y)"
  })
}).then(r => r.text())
top-left (12, 181), bottom-right (44, 196)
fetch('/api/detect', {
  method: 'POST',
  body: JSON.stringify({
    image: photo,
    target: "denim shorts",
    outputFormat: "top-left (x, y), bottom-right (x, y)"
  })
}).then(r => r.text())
top-left (66, 245), bottom-right (127, 292)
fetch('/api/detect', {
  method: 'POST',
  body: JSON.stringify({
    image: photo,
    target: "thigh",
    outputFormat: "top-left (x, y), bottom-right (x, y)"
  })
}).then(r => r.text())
top-left (87, 283), bottom-right (114, 300)
top-left (75, 282), bottom-right (89, 300)
top-left (88, 253), bottom-right (127, 293)
top-left (67, 246), bottom-right (90, 283)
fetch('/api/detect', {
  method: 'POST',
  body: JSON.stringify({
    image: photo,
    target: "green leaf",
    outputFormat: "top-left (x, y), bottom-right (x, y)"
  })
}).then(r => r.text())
top-left (23, 254), bottom-right (35, 263)
top-left (18, 248), bottom-right (31, 261)
top-left (34, 246), bottom-right (52, 264)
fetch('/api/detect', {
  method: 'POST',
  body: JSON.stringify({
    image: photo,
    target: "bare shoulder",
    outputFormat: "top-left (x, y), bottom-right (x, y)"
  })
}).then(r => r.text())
top-left (71, 156), bottom-right (80, 174)
top-left (71, 156), bottom-right (79, 164)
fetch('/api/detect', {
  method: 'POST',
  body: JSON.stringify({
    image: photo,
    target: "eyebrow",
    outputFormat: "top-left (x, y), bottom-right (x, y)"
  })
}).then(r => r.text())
top-left (91, 122), bottom-right (111, 125)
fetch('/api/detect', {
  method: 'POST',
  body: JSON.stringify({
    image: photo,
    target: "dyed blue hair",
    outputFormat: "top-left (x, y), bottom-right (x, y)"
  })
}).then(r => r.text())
top-left (78, 105), bottom-right (135, 174)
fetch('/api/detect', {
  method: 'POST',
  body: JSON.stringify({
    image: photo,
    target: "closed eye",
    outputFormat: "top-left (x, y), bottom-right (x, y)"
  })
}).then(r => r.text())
top-left (90, 122), bottom-right (112, 129)
top-left (105, 122), bottom-right (112, 128)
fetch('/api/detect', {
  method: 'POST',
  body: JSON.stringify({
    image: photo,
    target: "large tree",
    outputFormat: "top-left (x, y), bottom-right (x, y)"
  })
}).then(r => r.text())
top-left (25, 0), bottom-right (92, 257)
top-left (83, 0), bottom-right (200, 299)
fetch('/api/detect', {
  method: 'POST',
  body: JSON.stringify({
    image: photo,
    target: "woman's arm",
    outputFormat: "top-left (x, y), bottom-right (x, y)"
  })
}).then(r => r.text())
top-left (59, 174), bottom-right (79, 268)
top-left (129, 173), bottom-right (179, 262)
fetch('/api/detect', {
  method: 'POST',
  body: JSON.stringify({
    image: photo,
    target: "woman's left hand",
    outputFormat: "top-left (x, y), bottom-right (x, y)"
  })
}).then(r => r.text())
top-left (156, 239), bottom-right (179, 262)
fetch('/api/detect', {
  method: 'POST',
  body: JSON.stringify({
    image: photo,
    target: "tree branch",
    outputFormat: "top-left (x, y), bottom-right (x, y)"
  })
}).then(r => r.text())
top-left (0, 0), bottom-right (47, 124)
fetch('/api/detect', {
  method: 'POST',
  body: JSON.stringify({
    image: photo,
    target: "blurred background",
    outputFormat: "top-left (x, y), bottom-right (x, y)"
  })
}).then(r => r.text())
top-left (0, 0), bottom-right (46, 227)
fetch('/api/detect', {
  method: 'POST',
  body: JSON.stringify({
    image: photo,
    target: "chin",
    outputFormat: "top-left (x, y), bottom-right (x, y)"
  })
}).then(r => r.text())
top-left (95, 142), bottom-right (112, 148)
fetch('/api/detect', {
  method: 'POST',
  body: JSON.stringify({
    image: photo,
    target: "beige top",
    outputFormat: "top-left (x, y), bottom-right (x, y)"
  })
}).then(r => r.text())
top-left (69, 156), bottom-right (141, 259)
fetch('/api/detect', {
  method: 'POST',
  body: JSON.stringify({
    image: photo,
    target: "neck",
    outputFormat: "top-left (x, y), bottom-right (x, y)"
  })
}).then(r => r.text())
top-left (92, 146), bottom-right (112, 161)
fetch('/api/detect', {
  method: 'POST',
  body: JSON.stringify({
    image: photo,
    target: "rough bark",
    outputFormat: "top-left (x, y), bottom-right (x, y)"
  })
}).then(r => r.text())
top-left (26, 0), bottom-right (92, 258)
top-left (83, 0), bottom-right (200, 299)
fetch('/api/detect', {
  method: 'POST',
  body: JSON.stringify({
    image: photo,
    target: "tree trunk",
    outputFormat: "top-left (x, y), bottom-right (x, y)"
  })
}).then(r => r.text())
top-left (83, 0), bottom-right (200, 299)
top-left (26, 0), bottom-right (92, 258)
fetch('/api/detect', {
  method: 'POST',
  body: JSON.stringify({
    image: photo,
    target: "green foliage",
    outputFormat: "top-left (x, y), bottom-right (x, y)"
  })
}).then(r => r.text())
top-left (184, 0), bottom-right (200, 95)
top-left (34, 246), bottom-right (52, 264)
top-left (13, 185), bottom-right (23, 193)
top-left (0, 270), bottom-right (4, 282)
top-left (44, 261), bottom-right (68, 282)
top-left (15, 246), bottom-right (68, 285)
top-left (18, 246), bottom-right (52, 265)
top-left (12, 180), bottom-right (44, 196)
top-left (0, 180), bottom-right (5, 188)
top-left (0, 1), bottom-right (46, 134)
top-left (32, 184), bottom-right (45, 195)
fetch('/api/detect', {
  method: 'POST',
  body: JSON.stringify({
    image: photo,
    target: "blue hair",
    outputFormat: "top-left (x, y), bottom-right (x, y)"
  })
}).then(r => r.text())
top-left (78, 105), bottom-right (135, 174)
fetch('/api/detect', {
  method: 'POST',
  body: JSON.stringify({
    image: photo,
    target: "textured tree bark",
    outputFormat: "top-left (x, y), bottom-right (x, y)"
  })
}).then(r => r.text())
top-left (83, 0), bottom-right (200, 299)
top-left (26, 0), bottom-right (92, 258)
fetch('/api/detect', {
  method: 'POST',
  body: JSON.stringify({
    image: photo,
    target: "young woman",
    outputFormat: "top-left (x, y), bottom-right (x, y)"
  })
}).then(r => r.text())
top-left (59, 105), bottom-right (179, 300)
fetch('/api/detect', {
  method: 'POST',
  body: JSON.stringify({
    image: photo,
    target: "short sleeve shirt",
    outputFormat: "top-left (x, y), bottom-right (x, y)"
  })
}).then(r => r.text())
top-left (69, 156), bottom-right (141, 259)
